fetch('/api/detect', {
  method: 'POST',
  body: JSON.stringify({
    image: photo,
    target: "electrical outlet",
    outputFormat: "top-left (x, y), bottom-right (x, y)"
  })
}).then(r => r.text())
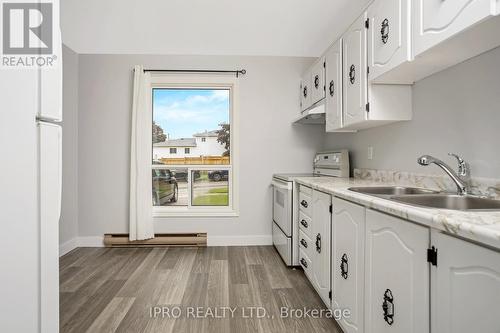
top-left (368, 146), bottom-right (374, 160)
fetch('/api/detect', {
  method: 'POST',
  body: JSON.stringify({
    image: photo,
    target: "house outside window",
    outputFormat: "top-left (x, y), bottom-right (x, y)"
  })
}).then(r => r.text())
top-left (151, 75), bottom-right (239, 217)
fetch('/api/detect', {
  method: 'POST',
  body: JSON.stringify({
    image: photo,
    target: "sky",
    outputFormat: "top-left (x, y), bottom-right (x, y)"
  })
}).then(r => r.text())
top-left (153, 89), bottom-right (230, 140)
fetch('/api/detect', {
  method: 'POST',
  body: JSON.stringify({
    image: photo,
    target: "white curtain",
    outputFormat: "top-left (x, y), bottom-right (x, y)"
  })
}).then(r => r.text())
top-left (129, 65), bottom-right (154, 241)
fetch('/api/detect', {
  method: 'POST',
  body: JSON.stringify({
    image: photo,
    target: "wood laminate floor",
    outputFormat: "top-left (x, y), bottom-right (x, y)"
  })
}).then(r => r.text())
top-left (60, 246), bottom-right (342, 333)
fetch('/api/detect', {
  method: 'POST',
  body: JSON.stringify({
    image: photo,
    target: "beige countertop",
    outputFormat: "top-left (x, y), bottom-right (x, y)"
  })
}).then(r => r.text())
top-left (294, 176), bottom-right (500, 251)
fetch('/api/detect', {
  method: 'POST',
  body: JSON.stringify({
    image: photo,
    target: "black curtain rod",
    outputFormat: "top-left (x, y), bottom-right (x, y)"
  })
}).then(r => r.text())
top-left (141, 69), bottom-right (246, 77)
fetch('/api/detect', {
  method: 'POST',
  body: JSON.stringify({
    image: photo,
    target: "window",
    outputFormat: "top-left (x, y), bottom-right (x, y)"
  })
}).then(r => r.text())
top-left (151, 75), bottom-right (238, 217)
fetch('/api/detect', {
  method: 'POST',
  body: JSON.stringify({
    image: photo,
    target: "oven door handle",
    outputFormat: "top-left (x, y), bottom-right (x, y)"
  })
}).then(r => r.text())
top-left (271, 180), bottom-right (292, 191)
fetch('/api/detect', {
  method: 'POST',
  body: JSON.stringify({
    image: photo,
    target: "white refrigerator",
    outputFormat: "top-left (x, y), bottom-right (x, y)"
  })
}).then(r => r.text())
top-left (0, 1), bottom-right (62, 332)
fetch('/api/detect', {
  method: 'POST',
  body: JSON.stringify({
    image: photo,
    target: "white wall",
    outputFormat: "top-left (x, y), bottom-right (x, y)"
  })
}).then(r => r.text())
top-left (78, 54), bottom-right (323, 243)
top-left (324, 46), bottom-right (500, 179)
top-left (60, 45), bottom-right (79, 249)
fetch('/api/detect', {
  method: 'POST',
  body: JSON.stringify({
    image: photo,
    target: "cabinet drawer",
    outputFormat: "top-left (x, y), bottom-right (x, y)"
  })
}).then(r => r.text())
top-left (299, 249), bottom-right (313, 278)
top-left (299, 184), bottom-right (313, 196)
top-left (298, 192), bottom-right (312, 216)
top-left (298, 229), bottom-right (313, 259)
top-left (298, 211), bottom-right (312, 238)
top-left (413, 0), bottom-right (496, 57)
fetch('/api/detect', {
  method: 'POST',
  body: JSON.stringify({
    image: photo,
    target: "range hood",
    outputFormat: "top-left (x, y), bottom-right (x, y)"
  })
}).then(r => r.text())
top-left (292, 103), bottom-right (325, 124)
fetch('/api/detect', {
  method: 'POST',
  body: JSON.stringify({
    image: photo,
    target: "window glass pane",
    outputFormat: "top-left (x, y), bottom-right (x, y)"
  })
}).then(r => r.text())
top-left (152, 168), bottom-right (188, 206)
top-left (191, 170), bottom-right (229, 206)
top-left (152, 89), bottom-right (230, 165)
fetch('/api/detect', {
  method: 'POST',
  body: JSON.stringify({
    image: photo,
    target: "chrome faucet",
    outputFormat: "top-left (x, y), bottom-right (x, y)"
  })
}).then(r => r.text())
top-left (417, 153), bottom-right (470, 195)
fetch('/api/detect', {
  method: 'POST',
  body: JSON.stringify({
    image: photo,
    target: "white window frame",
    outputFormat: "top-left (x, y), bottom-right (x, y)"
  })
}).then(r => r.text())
top-left (150, 74), bottom-right (239, 217)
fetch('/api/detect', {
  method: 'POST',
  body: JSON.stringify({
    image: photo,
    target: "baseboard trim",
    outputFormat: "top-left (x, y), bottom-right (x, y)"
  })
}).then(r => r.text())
top-left (59, 236), bottom-right (105, 257)
top-left (77, 236), bottom-right (105, 247)
top-left (60, 234), bottom-right (271, 256)
top-left (59, 238), bottom-right (78, 256)
top-left (207, 235), bottom-right (272, 246)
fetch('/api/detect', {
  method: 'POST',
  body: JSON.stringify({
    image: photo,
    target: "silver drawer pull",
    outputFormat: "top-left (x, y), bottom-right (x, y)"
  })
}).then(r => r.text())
top-left (300, 219), bottom-right (308, 228)
top-left (300, 258), bottom-right (308, 268)
top-left (301, 200), bottom-right (308, 208)
top-left (300, 239), bottom-right (308, 248)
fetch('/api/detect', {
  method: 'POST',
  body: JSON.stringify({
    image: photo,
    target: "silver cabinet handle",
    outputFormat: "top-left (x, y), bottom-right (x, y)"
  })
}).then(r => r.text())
top-left (300, 239), bottom-right (308, 248)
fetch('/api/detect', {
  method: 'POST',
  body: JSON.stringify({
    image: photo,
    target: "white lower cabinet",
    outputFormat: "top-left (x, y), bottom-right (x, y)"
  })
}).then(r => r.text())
top-left (364, 209), bottom-right (429, 333)
top-left (331, 198), bottom-right (365, 333)
top-left (430, 230), bottom-right (500, 333)
top-left (311, 190), bottom-right (332, 306)
top-left (297, 194), bottom-right (500, 333)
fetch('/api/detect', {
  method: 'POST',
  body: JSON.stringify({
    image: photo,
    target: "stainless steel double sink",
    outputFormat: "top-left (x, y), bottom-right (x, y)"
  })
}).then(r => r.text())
top-left (348, 186), bottom-right (500, 211)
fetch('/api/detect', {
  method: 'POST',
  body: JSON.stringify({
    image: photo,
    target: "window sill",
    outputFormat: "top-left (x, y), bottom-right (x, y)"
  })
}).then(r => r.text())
top-left (153, 207), bottom-right (239, 218)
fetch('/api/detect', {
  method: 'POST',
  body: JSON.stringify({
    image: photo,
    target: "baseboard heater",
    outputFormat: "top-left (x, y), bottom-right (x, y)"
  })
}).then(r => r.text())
top-left (103, 233), bottom-right (207, 247)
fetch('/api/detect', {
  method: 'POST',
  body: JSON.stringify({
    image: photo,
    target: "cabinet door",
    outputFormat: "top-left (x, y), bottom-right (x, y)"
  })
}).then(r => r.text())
top-left (368, 0), bottom-right (411, 81)
top-left (311, 57), bottom-right (325, 105)
top-left (413, 0), bottom-right (494, 56)
top-left (300, 70), bottom-right (312, 111)
top-left (431, 231), bottom-right (500, 333)
top-left (332, 198), bottom-right (365, 333)
top-left (343, 13), bottom-right (368, 127)
top-left (39, 123), bottom-right (61, 333)
top-left (365, 210), bottom-right (429, 333)
top-left (312, 190), bottom-right (331, 306)
top-left (325, 39), bottom-right (343, 132)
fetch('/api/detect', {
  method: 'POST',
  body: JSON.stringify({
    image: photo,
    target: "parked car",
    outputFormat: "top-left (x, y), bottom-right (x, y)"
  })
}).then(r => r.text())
top-left (152, 169), bottom-right (178, 205)
top-left (208, 170), bottom-right (228, 182)
top-left (170, 169), bottom-right (200, 182)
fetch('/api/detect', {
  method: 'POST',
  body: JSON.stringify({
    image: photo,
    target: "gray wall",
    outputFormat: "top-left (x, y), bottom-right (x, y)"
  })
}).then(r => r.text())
top-left (77, 54), bottom-right (323, 241)
top-left (60, 45), bottom-right (79, 245)
top-left (324, 46), bottom-right (500, 179)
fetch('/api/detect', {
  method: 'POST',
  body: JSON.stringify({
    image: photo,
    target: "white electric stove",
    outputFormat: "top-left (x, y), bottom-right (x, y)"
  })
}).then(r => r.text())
top-left (271, 150), bottom-right (349, 266)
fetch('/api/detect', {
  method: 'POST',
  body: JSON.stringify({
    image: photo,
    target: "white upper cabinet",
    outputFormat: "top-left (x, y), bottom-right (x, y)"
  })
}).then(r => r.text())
top-left (342, 12), bottom-right (412, 131)
top-left (325, 39), bottom-right (344, 132)
top-left (300, 69), bottom-right (312, 111)
top-left (343, 13), bottom-right (369, 128)
top-left (368, 0), bottom-right (412, 83)
top-left (332, 198), bottom-right (365, 333)
top-left (431, 231), bottom-right (500, 333)
top-left (310, 57), bottom-right (326, 105)
top-left (311, 190), bottom-right (332, 306)
top-left (413, 0), bottom-right (497, 57)
top-left (365, 209), bottom-right (429, 333)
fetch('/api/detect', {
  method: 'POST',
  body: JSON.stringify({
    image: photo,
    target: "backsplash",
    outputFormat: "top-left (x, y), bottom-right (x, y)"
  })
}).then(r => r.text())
top-left (354, 168), bottom-right (500, 199)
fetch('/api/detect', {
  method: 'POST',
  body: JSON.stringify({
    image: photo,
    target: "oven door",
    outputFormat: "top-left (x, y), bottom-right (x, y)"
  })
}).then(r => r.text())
top-left (272, 178), bottom-right (293, 237)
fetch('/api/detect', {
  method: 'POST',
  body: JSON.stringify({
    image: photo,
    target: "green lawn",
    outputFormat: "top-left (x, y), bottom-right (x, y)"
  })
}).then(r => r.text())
top-left (208, 187), bottom-right (228, 194)
top-left (192, 193), bottom-right (228, 206)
